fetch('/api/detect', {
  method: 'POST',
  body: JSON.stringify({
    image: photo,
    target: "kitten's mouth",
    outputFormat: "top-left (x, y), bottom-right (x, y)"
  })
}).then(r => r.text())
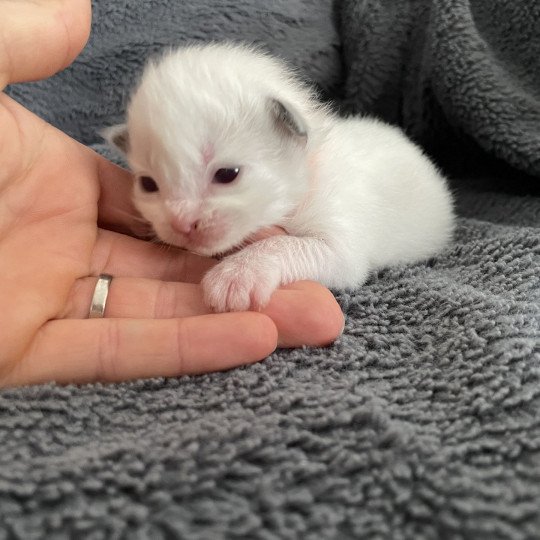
top-left (169, 225), bottom-right (287, 257)
top-left (164, 228), bottom-right (237, 258)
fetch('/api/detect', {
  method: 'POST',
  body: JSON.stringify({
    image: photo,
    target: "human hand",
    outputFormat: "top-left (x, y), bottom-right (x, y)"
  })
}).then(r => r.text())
top-left (0, 0), bottom-right (344, 387)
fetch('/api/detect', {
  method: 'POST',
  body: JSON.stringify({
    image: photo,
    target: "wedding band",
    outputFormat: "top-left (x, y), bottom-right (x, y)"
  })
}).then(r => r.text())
top-left (89, 274), bottom-right (113, 318)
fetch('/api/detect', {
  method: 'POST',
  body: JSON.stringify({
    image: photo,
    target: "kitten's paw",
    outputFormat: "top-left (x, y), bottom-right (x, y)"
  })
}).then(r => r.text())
top-left (202, 257), bottom-right (281, 312)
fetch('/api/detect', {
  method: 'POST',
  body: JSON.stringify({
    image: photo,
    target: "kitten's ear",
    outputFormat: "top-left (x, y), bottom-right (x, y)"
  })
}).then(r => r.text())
top-left (101, 124), bottom-right (130, 155)
top-left (269, 99), bottom-right (308, 144)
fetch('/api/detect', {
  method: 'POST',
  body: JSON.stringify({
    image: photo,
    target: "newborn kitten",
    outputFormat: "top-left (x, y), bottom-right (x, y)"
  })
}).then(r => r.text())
top-left (105, 43), bottom-right (454, 312)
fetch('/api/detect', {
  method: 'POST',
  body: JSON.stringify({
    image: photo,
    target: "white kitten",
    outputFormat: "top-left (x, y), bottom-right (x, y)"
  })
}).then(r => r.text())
top-left (105, 43), bottom-right (454, 312)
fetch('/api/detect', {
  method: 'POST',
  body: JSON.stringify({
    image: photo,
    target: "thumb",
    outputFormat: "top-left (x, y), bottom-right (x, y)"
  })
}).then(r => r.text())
top-left (0, 0), bottom-right (91, 89)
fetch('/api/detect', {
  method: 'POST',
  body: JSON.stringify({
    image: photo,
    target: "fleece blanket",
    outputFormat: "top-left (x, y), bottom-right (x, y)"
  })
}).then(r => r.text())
top-left (340, 0), bottom-right (540, 181)
top-left (3, 0), bottom-right (540, 538)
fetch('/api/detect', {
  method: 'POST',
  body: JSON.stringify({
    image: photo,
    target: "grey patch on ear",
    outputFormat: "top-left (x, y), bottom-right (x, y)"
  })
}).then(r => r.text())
top-left (269, 99), bottom-right (308, 142)
top-left (101, 124), bottom-right (130, 155)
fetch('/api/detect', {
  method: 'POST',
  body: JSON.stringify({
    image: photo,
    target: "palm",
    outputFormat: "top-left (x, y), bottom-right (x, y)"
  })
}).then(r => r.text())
top-left (0, 95), bottom-right (99, 368)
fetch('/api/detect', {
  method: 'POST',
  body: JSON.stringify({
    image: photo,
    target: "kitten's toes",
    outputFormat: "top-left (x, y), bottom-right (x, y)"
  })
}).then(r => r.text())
top-left (202, 259), bottom-right (280, 312)
top-left (202, 264), bottom-right (248, 312)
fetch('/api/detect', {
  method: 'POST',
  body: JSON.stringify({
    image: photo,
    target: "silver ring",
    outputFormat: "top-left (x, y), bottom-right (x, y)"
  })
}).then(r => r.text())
top-left (89, 274), bottom-right (113, 318)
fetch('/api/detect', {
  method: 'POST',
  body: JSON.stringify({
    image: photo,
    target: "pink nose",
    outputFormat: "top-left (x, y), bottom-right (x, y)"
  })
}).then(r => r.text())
top-left (170, 218), bottom-right (199, 235)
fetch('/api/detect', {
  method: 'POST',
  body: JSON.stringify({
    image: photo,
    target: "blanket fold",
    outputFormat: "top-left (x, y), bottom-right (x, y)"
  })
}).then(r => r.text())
top-left (340, 0), bottom-right (540, 180)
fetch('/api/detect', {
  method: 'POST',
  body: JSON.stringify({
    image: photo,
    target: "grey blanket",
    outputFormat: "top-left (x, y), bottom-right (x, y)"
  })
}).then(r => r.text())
top-left (340, 0), bottom-right (540, 181)
top-left (2, 1), bottom-right (539, 538)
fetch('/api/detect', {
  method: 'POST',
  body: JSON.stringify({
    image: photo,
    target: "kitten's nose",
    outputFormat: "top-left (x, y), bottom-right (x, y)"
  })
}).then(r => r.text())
top-left (170, 217), bottom-right (199, 235)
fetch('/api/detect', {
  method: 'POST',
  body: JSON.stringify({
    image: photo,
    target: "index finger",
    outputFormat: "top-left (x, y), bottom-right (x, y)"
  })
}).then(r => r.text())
top-left (4, 314), bottom-right (277, 386)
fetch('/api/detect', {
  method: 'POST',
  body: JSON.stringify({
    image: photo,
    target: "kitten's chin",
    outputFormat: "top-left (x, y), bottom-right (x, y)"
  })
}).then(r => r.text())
top-left (187, 244), bottom-right (223, 258)
top-left (188, 239), bottom-right (241, 258)
top-left (155, 224), bottom-right (251, 258)
top-left (188, 233), bottom-right (256, 258)
top-left (162, 234), bottom-right (240, 258)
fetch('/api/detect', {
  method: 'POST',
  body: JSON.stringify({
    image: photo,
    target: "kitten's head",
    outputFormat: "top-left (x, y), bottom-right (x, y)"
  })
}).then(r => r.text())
top-left (104, 43), bottom-right (314, 256)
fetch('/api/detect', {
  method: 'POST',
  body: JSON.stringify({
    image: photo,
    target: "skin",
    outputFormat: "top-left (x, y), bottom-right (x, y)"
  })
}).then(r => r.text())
top-left (0, 0), bottom-right (344, 387)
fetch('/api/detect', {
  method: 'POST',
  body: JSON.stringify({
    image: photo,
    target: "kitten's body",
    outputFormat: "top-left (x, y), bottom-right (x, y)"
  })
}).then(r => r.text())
top-left (106, 43), bottom-right (454, 312)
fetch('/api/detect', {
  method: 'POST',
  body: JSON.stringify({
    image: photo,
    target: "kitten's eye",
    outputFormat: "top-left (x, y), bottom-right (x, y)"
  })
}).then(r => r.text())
top-left (139, 176), bottom-right (159, 193)
top-left (213, 167), bottom-right (240, 184)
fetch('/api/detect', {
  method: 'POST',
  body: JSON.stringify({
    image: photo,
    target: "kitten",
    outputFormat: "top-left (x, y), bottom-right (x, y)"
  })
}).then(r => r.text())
top-left (105, 43), bottom-right (454, 312)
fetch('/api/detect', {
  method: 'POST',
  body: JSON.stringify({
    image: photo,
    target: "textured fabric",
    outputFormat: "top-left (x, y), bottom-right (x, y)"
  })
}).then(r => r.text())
top-left (340, 0), bottom-right (540, 180)
top-left (2, 0), bottom-right (540, 538)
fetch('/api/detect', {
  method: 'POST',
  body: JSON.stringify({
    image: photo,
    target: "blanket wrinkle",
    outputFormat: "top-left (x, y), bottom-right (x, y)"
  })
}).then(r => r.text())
top-left (340, 0), bottom-right (540, 181)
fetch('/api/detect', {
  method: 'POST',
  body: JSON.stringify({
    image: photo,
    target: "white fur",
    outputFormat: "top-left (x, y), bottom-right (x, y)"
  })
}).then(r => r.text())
top-left (106, 43), bottom-right (455, 312)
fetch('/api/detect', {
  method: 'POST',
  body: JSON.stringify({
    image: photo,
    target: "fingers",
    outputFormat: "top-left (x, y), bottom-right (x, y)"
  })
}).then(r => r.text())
top-left (264, 281), bottom-right (345, 348)
top-left (63, 277), bottom-right (209, 319)
top-left (63, 276), bottom-right (343, 349)
top-left (2, 279), bottom-right (341, 386)
top-left (5, 314), bottom-right (277, 386)
top-left (91, 229), bottom-right (217, 283)
top-left (0, 0), bottom-right (91, 88)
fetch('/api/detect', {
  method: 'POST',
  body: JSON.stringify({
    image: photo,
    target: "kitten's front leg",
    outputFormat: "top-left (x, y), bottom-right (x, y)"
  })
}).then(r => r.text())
top-left (202, 235), bottom-right (354, 312)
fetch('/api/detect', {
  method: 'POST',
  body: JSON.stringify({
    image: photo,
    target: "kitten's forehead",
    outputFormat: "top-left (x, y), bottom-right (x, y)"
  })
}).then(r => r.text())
top-left (129, 85), bottom-right (265, 168)
top-left (127, 42), bottom-right (315, 167)
top-left (131, 48), bottom-right (270, 136)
